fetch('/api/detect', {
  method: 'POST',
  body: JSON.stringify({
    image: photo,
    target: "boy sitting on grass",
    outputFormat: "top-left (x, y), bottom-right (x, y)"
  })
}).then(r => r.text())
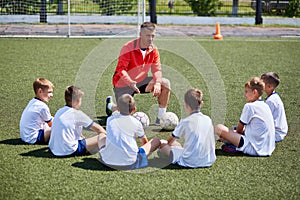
top-left (261, 72), bottom-right (288, 142)
top-left (99, 94), bottom-right (161, 170)
top-left (159, 88), bottom-right (216, 168)
top-left (215, 77), bottom-right (275, 156)
top-left (20, 78), bottom-right (54, 144)
top-left (49, 85), bottom-right (106, 157)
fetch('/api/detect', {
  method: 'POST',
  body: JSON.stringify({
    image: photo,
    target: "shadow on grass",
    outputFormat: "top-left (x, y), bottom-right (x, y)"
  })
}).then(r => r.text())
top-left (0, 138), bottom-right (25, 145)
top-left (215, 149), bottom-right (246, 157)
top-left (72, 156), bottom-right (203, 171)
top-left (149, 157), bottom-right (188, 170)
top-left (149, 157), bottom-right (213, 170)
top-left (72, 157), bottom-right (114, 171)
top-left (96, 116), bottom-right (108, 126)
top-left (20, 147), bottom-right (55, 158)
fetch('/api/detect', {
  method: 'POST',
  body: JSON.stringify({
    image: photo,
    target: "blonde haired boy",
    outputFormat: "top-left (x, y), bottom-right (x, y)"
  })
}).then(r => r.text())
top-left (215, 77), bottom-right (275, 156)
top-left (20, 78), bottom-right (54, 144)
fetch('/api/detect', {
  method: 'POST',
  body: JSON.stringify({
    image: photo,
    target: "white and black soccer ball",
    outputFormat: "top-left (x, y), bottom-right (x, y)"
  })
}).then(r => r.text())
top-left (160, 112), bottom-right (179, 131)
top-left (133, 112), bottom-right (150, 128)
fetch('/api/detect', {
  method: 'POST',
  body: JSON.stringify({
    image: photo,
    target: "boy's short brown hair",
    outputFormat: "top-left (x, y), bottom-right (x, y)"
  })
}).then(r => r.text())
top-left (33, 78), bottom-right (54, 94)
top-left (117, 94), bottom-right (136, 115)
top-left (261, 72), bottom-right (280, 88)
top-left (65, 85), bottom-right (84, 107)
top-left (184, 88), bottom-right (203, 111)
top-left (245, 77), bottom-right (265, 96)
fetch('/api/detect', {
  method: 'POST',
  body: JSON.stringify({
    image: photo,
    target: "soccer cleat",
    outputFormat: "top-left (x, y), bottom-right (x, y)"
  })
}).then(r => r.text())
top-left (105, 96), bottom-right (113, 116)
top-left (155, 117), bottom-right (160, 126)
top-left (221, 143), bottom-right (237, 154)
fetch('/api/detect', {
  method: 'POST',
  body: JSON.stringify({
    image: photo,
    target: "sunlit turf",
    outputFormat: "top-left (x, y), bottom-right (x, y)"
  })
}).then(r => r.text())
top-left (0, 37), bottom-right (299, 199)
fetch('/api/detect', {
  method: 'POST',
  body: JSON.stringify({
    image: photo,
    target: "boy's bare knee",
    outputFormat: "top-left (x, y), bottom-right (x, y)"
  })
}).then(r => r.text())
top-left (215, 124), bottom-right (227, 136)
top-left (152, 137), bottom-right (161, 147)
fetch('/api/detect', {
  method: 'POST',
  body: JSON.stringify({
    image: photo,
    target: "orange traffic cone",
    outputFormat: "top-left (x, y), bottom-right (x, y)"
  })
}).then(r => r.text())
top-left (214, 22), bottom-right (223, 40)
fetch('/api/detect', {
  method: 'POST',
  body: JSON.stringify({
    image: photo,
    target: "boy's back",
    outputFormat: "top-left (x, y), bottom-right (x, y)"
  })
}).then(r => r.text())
top-left (20, 98), bottom-right (52, 144)
top-left (172, 112), bottom-right (216, 168)
top-left (266, 93), bottom-right (288, 142)
top-left (49, 106), bottom-right (93, 156)
top-left (100, 113), bottom-right (145, 166)
top-left (239, 100), bottom-right (275, 156)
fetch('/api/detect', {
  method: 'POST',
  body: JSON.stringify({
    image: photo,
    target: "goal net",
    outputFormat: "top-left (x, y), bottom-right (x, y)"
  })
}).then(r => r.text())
top-left (0, 0), bottom-right (146, 37)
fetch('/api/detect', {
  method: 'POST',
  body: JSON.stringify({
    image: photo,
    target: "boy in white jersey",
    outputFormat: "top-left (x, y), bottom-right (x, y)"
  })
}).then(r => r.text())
top-left (159, 88), bottom-right (216, 168)
top-left (49, 86), bottom-right (106, 157)
top-left (215, 77), bottom-right (275, 156)
top-left (20, 78), bottom-right (54, 144)
top-left (261, 72), bottom-right (288, 142)
top-left (99, 94), bottom-right (161, 170)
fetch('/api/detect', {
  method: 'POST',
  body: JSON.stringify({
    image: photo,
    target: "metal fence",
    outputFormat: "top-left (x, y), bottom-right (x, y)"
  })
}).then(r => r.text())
top-left (0, 0), bottom-right (292, 17)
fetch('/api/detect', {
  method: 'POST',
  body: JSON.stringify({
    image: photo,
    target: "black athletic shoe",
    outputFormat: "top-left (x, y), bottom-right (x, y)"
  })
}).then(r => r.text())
top-left (155, 117), bottom-right (160, 126)
top-left (106, 96), bottom-right (113, 116)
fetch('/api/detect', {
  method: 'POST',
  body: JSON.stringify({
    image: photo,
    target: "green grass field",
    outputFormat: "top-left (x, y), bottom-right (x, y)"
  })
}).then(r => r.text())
top-left (0, 36), bottom-right (299, 199)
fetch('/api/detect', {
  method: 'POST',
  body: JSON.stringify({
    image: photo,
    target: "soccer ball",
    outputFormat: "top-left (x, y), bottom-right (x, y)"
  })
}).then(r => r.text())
top-left (133, 112), bottom-right (150, 128)
top-left (160, 112), bottom-right (179, 131)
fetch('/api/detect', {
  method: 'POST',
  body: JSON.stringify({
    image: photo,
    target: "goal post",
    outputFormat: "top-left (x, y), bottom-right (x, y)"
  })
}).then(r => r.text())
top-left (66, 0), bottom-right (146, 38)
top-left (0, 0), bottom-right (146, 37)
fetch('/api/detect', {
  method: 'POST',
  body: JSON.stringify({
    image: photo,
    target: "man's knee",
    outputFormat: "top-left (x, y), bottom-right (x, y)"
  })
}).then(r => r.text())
top-left (162, 78), bottom-right (170, 90)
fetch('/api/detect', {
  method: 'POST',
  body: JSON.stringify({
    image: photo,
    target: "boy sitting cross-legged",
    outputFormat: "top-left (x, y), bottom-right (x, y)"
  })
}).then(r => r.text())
top-left (261, 72), bottom-right (288, 142)
top-left (99, 94), bottom-right (161, 170)
top-left (49, 86), bottom-right (106, 157)
top-left (159, 88), bottom-right (216, 168)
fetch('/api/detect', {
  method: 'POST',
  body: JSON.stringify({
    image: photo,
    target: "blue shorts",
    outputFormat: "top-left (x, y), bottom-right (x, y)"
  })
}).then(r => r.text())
top-left (129, 148), bottom-right (148, 170)
top-left (72, 140), bottom-right (88, 156)
top-left (35, 129), bottom-right (47, 145)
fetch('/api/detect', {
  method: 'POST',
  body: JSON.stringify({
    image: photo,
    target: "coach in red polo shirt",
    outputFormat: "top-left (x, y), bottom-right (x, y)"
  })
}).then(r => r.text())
top-left (107, 22), bottom-right (170, 125)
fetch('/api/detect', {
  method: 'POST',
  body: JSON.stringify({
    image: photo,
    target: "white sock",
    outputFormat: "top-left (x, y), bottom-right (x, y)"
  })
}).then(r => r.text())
top-left (158, 107), bottom-right (166, 119)
top-left (107, 103), bottom-right (113, 110)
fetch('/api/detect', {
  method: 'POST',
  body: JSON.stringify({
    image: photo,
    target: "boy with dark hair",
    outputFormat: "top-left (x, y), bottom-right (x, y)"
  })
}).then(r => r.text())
top-left (261, 72), bottom-right (288, 142)
top-left (100, 94), bottom-right (160, 170)
top-left (49, 86), bottom-right (106, 157)
top-left (159, 88), bottom-right (216, 168)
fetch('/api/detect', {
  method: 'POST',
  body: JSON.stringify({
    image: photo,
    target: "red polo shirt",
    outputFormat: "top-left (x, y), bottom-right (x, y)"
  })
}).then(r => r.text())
top-left (112, 38), bottom-right (162, 88)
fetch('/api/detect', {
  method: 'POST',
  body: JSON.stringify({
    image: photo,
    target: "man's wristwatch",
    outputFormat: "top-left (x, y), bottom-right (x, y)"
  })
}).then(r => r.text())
top-left (130, 82), bottom-right (137, 87)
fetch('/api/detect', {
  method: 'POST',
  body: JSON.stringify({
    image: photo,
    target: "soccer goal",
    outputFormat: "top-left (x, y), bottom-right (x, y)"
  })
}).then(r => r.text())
top-left (65, 0), bottom-right (147, 38)
top-left (0, 0), bottom-right (147, 38)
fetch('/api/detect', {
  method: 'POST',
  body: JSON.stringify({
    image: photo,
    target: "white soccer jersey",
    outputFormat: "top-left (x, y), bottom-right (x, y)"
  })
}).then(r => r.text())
top-left (20, 98), bottom-right (52, 144)
top-left (172, 111), bottom-right (216, 168)
top-left (266, 92), bottom-right (288, 142)
top-left (100, 113), bottom-right (145, 166)
top-left (238, 100), bottom-right (275, 156)
top-left (49, 106), bottom-right (93, 156)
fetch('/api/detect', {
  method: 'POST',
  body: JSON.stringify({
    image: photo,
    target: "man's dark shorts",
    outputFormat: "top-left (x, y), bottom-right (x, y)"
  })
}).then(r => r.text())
top-left (114, 77), bottom-right (153, 100)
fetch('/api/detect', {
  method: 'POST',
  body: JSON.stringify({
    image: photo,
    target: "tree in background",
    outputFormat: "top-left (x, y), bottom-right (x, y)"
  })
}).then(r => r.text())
top-left (0, 0), bottom-right (38, 14)
top-left (286, 0), bottom-right (300, 17)
top-left (184, 0), bottom-right (222, 16)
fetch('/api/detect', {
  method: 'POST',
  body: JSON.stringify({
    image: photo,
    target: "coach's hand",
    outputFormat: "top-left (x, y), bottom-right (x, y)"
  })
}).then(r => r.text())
top-left (153, 82), bottom-right (161, 97)
top-left (130, 81), bottom-right (140, 94)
